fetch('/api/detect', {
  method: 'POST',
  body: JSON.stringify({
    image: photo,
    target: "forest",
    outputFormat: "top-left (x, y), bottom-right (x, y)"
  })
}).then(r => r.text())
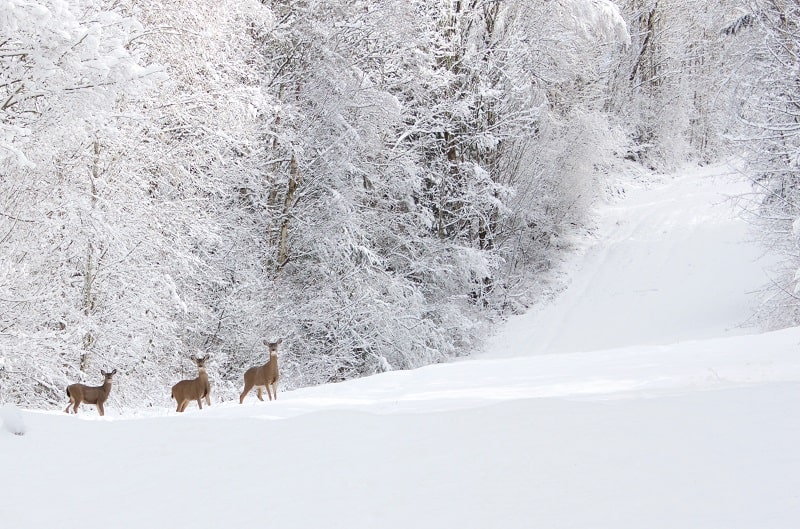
top-left (1, 0), bottom-right (798, 409)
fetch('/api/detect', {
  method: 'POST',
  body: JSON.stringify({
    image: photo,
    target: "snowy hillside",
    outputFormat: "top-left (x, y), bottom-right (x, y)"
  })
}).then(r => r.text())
top-left (2, 164), bottom-right (799, 529)
top-left (491, 164), bottom-right (777, 356)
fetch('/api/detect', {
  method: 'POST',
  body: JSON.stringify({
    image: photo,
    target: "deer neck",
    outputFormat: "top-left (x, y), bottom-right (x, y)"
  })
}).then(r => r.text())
top-left (197, 367), bottom-right (208, 382)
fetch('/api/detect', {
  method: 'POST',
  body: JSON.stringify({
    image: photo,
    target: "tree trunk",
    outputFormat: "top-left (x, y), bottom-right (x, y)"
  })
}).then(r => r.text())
top-left (80, 140), bottom-right (101, 371)
top-left (277, 154), bottom-right (300, 269)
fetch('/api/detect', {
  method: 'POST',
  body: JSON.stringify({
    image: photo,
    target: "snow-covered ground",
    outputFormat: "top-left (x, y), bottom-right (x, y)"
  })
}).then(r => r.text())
top-left (2, 164), bottom-right (799, 529)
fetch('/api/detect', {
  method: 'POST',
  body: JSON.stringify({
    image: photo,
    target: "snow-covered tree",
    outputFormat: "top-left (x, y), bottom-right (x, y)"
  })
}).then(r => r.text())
top-left (605, 0), bottom-right (734, 169)
top-left (0, 0), bottom-right (168, 406)
top-left (721, 0), bottom-right (800, 327)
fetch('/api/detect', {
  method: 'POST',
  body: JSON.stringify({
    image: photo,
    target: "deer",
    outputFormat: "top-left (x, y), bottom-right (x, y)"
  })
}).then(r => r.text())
top-left (64, 369), bottom-right (117, 416)
top-left (171, 354), bottom-right (211, 413)
top-left (240, 338), bottom-right (282, 404)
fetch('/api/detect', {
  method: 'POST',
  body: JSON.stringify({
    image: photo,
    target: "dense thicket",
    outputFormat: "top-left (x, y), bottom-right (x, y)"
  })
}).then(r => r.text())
top-left (719, 1), bottom-right (800, 328)
top-left (0, 0), bottom-right (779, 409)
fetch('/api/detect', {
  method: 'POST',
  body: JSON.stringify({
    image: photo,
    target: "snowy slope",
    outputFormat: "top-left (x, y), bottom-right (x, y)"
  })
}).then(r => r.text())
top-left (2, 164), bottom-right (799, 529)
top-left (490, 164), bottom-right (776, 357)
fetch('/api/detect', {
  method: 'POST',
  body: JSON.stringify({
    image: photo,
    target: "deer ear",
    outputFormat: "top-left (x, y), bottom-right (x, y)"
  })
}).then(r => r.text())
top-left (203, 354), bottom-right (211, 361)
top-left (276, 338), bottom-right (283, 345)
top-left (190, 355), bottom-right (197, 361)
top-left (100, 370), bottom-right (106, 376)
top-left (111, 369), bottom-right (117, 375)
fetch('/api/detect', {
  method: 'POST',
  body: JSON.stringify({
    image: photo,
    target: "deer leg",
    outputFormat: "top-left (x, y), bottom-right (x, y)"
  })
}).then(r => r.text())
top-left (239, 382), bottom-right (253, 404)
top-left (97, 401), bottom-right (105, 417)
top-left (205, 392), bottom-right (211, 406)
top-left (64, 400), bottom-right (73, 414)
top-left (257, 387), bottom-right (264, 401)
top-left (176, 400), bottom-right (184, 413)
top-left (72, 401), bottom-right (80, 414)
top-left (196, 397), bottom-right (203, 410)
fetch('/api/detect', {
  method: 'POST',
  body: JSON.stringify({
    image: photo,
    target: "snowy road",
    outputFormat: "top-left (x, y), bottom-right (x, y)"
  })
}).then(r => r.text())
top-left (491, 164), bottom-right (776, 356)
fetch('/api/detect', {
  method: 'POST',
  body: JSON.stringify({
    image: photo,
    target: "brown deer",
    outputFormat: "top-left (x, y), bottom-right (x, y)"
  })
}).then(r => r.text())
top-left (240, 338), bottom-right (282, 404)
top-left (64, 369), bottom-right (117, 416)
top-left (171, 355), bottom-right (211, 412)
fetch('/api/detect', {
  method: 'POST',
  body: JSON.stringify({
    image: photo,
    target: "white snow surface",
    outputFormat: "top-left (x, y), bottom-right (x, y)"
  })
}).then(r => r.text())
top-left (3, 164), bottom-right (799, 528)
top-left (0, 404), bottom-right (25, 436)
